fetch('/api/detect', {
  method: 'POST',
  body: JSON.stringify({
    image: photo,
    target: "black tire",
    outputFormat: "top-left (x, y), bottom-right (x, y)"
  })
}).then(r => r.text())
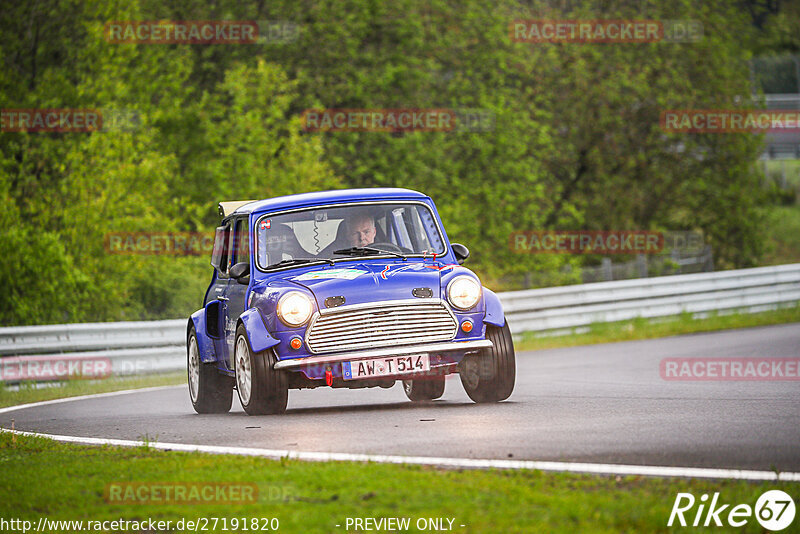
top-left (187, 326), bottom-right (234, 414)
top-left (234, 324), bottom-right (288, 415)
top-left (403, 374), bottom-right (445, 401)
top-left (459, 322), bottom-right (516, 403)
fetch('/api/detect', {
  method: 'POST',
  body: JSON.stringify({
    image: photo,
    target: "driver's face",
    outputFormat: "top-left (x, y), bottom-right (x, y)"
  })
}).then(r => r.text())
top-left (348, 217), bottom-right (376, 247)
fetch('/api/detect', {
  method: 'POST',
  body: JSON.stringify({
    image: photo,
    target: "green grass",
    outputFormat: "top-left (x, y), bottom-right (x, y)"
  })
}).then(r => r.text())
top-left (764, 159), bottom-right (800, 188)
top-left (762, 203), bottom-right (800, 266)
top-left (516, 305), bottom-right (800, 351)
top-left (0, 372), bottom-right (184, 408)
top-left (0, 432), bottom-right (795, 533)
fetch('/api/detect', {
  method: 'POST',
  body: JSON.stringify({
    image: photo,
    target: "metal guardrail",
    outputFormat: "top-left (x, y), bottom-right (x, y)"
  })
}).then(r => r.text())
top-left (499, 263), bottom-right (800, 334)
top-left (0, 320), bottom-right (186, 378)
top-left (0, 320), bottom-right (185, 355)
top-left (764, 94), bottom-right (800, 110)
top-left (0, 264), bottom-right (798, 378)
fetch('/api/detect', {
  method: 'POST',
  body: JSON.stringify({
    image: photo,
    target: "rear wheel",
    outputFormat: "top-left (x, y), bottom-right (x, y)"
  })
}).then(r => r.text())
top-left (235, 324), bottom-right (288, 415)
top-left (187, 326), bottom-right (234, 414)
top-left (403, 375), bottom-right (445, 401)
top-left (459, 322), bottom-right (516, 403)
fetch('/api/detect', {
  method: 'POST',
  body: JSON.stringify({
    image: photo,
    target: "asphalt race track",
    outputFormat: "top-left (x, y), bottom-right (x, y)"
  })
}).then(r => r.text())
top-left (5, 323), bottom-right (800, 472)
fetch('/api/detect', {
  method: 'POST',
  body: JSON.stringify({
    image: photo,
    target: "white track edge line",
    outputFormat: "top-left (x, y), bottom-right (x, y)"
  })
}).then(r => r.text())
top-left (2, 387), bottom-right (799, 482)
top-left (0, 384), bottom-right (184, 415)
top-left (1, 427), bottom-right (798, 482)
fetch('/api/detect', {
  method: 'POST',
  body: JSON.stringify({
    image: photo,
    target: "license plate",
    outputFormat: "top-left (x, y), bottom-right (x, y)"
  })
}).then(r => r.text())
top-left (342, 354), bottom-right (430, 380)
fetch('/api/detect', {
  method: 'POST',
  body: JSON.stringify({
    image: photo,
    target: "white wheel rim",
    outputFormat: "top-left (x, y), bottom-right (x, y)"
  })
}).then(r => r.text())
top-left (236, 335), bottom-right (252, 405)
top-left (188, 335), bottom-right (200, 403)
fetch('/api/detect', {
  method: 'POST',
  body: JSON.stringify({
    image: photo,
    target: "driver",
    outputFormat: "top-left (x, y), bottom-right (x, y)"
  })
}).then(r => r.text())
top-left (344, 212), bottom-right (377, 247)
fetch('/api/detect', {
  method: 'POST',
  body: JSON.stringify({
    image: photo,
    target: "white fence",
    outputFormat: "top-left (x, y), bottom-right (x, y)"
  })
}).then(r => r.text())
top-left (1, 264), bottom-right (798, 379)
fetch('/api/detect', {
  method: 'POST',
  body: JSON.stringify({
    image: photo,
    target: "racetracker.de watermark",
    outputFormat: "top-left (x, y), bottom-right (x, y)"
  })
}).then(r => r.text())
top-left (510, 19), bottom-right (702, 43)
top-left (509, 230), bottom-right (704, 254)
top-left (301, 108), bottom-right (495, 133)
top-left (104, 20), bottom-right (299, 44)
top-left (660, 358), bottom-right (800, 381)
top-left (0, 355), bottom-right (112, 382)
top-left (105, 483), bottom-right (265, 505)
top-left (661, 110), bottom-right (800, 133)
top-left (1, 108), bottom-right (140, 133)
top-left (104, 232), bottom-right (221, 256)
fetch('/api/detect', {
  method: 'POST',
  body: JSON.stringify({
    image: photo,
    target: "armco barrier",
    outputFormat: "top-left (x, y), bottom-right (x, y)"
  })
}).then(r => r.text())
top-left (1, 264), bottom-right (798, 378)
top-left (0, 320), bottom-right (186, 379)
top-left (499, 263), bottom-right (800, 334)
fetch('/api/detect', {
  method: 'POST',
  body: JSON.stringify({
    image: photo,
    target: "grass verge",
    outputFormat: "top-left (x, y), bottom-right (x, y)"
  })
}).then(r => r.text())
top-left (0, 372), bottom-right (184, 409)
top-left (762, 203), bottom-right (800, 265)
top-left (516, 305), bottom-right (800, 351)
top-left (764, 159), bottom-right (800, 188)
top-left (0, 431), bottom-right (796, 533)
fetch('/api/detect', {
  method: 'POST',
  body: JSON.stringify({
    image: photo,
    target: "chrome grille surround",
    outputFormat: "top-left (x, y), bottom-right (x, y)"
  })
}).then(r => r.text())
top-left (304, 298), bottom-right (458, 354)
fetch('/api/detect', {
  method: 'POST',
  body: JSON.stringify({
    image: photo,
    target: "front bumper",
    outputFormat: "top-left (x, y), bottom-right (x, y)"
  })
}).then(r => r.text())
top-left (273, 339), bottom-right (492, 370)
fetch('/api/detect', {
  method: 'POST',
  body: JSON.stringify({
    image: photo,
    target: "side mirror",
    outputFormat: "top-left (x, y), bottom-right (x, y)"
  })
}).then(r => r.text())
top-left (451, 243), bottom-right (470, 265)
top-left (229, 262), bottom-right (250, 284)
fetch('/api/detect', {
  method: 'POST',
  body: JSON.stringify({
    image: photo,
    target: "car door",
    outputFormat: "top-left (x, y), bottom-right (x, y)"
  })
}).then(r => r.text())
top-left (221, 215), bottom-right (251, 366)
top-left (205, 220), bottom-right (232, 366)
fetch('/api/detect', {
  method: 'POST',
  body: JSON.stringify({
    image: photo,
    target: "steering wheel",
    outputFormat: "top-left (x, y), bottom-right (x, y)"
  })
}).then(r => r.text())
top-left (370, 242), bottom-right (410, 253)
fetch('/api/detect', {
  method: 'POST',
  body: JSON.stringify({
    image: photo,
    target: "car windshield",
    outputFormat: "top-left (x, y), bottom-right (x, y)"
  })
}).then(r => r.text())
top-left (255, 203), bottom-right (446, 270)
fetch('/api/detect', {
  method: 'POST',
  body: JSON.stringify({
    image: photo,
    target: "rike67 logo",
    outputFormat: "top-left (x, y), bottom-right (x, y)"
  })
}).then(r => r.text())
top-left (668, 490), bottom-right (795, 530)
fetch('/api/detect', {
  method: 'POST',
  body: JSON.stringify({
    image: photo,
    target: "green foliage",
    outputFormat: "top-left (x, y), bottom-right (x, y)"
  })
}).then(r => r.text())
top-left (1, 0), bottom-right (796, 324)
top-left (761, 204), bottom-right (800, 265)
top-left (0, 0), bottom-right (339, 324)
top-left (167, 59), bottom-right (341, 227)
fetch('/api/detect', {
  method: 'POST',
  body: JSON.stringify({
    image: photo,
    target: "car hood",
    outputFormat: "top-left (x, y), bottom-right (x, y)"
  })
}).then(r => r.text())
top-left (281, 261), bottom-right (449, 307)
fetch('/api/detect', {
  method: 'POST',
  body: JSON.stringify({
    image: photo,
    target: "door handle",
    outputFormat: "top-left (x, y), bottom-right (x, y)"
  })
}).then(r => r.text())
top-left (217, 296), bottom-right (229, 301)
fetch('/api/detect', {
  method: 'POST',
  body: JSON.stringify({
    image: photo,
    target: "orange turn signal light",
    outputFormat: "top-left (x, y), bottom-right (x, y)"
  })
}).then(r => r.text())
top-left (461, 320), bottom-right (473, 333)
top-left (290, 337), bottom-right (303, 350)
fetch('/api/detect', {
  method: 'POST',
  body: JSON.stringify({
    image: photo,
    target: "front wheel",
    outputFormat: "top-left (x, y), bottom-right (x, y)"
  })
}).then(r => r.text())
top-left (234, 325), bottom-right (288, 415)
top-left (187, 326), bottom-right (234, 414)
top-left (403, 375), bottom-right (445, 401)
top-left (459, 322), bottom-right (516, 403)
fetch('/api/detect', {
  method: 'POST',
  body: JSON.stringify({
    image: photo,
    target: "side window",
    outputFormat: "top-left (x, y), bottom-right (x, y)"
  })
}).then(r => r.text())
top-left (374, 212), bottom-right (389, 243)
top-left (211, 223), bottom-right (231, 276)
top-left (407, 207), bottom-right (432, 251)
top-left (232, 217), bottom-right (250, 266)
top-left (416, 206), bottom-right (443, 253)
top-left (391, 208), bottom-right (413, 249)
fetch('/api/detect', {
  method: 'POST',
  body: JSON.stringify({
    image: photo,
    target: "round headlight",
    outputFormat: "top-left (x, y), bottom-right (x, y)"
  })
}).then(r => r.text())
top-left (447, 276), bottom-right (481, 311)
top-left (277, 292), bottom-right (313, 327)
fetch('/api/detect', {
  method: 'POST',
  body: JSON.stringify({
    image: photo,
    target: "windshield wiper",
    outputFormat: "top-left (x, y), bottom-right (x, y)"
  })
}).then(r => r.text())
top-left (265, 258), bottom-right (334, 269)
top-left (333, 246), bottom-right (407, 260)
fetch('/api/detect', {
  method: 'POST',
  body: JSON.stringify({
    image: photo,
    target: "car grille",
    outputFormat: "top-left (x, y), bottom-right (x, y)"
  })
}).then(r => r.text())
top-left (305, 299), bottom-right (458, 354)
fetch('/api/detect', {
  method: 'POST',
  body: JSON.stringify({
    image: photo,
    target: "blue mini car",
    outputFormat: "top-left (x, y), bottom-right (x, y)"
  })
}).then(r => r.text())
top-left (187, 188), bottom-right (515, 414)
